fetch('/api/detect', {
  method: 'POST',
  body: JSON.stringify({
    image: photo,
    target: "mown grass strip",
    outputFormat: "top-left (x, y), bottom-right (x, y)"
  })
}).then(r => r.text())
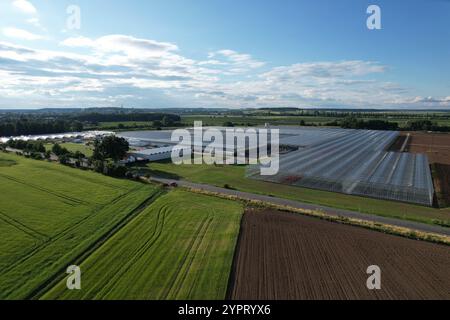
top-left (185, 187), bottom-right (450, 246)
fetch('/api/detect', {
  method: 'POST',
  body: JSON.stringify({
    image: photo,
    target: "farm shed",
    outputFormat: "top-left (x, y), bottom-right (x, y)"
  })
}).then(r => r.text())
top-left (130, 146), bottom-right (176, 162)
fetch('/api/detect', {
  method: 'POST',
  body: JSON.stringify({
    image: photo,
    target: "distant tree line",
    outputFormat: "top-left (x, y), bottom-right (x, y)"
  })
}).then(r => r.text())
top-left (6, 139), bottom-right (45, 153)
top-left (327, 117), bottom-right (450, 132)
top-left (0, 119), bottom-right (83, 137)
top-left (327, 117), bottom-right (399, 131)
top-left (72, 112), bottom-right (181, 123)
top-left (404, 120), bottom-right (450, 132)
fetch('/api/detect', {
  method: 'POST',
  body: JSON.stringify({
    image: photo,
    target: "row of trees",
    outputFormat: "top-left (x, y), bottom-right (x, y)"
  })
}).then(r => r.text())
top-left (73, 112), bottom-right (181, 123)
top-left (0, 119), bottom-right (83, 137)
top-left (6, 139), bottom-right (46, 153)
top-left (4, 135), bottom-right (130, 179)
top-left (404, 120), bottom-right (450, 132)
top-left (327, 117), bottom-right (450, 132)
top-left (328, 117), bottom-right (400, 131)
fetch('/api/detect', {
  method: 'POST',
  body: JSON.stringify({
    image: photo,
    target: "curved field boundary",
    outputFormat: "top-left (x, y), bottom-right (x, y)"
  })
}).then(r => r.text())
top-left (41, 190), bottom-right (243, 300)
top-left (97, 201), bottom-right (171, 297)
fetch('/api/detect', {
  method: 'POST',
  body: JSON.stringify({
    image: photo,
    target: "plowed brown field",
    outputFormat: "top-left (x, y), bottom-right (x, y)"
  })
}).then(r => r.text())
top-left (402, 132), bottom-right (450, 206)
top-left (405, 132), bottom-right (450, 165)
top-left (229, 209), bottom-right (450, 300)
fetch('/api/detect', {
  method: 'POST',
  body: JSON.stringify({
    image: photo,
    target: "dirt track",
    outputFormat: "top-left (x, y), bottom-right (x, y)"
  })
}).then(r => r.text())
top-left (229, 209), bottom-right (450, 300)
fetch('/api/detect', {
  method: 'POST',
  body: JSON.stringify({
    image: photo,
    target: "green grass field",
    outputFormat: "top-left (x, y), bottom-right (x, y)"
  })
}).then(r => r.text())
top-left (42, 190), bottom-right (243, 300)
top-left (45, 143), bottom-right (94, 157)
top-left (0, 152), bottom-right (162, 299)
top-left (1, 153), bottom-right (243, 300)
top-left (132, 161), bottom-right (450, 226)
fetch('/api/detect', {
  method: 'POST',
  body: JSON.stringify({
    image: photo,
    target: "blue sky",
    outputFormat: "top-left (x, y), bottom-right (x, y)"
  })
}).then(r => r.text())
top-left (0, 0), bottom-right (449, 109)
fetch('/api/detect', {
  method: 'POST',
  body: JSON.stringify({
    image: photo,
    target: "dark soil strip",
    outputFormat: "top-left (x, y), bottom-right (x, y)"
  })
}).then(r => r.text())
top-left (230, 209), bottom-right (450, 300)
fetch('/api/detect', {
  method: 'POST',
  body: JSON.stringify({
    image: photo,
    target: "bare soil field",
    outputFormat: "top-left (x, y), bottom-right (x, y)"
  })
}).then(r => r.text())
top-left (402, 132), bottom-right (450, 206)
top-left (404, 132), bottom-right (450, 165)
top-left (433, 163), bottom-right (450, 207)
top-left (229, 209), bottom-right (450, 300)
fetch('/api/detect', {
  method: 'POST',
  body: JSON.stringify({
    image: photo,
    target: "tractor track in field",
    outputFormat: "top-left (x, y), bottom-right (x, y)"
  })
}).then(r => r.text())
top-left (170, 215), bottom-right (215, 299)
top-left (25, 188), bottom-right (166, 300)
top-left (0, 210), bottom-right (49, 242)
top-left (186, 212), bottom-right (218, 299)
top-left (98, 201), bottom-right (170, 298)
top-left (0, 186), bottom-right (146, 276)
top-left (31, 165), bottom-right (131, 192)
top-left (160, 214), bottom-right (213, 300)
top-left (0, 173), bottom-right (90, 206)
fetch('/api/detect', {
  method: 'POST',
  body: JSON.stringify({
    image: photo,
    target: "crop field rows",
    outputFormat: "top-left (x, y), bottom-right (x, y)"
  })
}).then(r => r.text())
top-left (0, 153), bottom-right (243, 300)
top-left (0, 153), bottom-right (163, 299)
top-left (43, 190), bottom-right (243, 300)
top-left (230, 209), bottom-right (450, 300)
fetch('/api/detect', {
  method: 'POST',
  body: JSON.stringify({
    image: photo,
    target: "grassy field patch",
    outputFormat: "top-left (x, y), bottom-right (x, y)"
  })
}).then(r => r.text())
top-left (45, 143), bottom-right (94, 157)
top-left (0, 158), bottom-right (17, 167)
top-left (0, 153), bottom-right (161, 299)
top-left (43, 190), bottom-right (243, 300)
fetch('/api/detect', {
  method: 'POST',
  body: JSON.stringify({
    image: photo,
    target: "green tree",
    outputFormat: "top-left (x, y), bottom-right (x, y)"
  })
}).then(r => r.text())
top-left (93, 136), bottom-right (129, 161)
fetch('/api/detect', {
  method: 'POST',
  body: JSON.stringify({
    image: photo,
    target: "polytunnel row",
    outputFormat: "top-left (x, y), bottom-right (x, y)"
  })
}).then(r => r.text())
top-left (249, 128), bottom-right (435, 206)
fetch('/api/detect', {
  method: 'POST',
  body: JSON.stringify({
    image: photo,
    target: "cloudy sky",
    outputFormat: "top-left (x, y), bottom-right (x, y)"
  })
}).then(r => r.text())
top-left (0, 0), bottom-right (449, 109)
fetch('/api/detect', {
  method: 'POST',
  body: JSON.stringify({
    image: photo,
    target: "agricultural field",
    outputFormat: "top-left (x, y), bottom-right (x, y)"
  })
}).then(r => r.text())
top-left (44, 142), bottom-right (94, 157)
top-left (393, 132), bottom-right (450, 207)
top-left (134, 161), bottom-right (450, 226)
top-left (0, 152), bottom-right (162, 299)
top-left (42, 190), bottom-right (243, 300)
top-left (84, 121), bottom-right (155, 131)
top-left (230, 209), bottom-right (450, 300)
top-left (404, 132), bottom-right (450, 165)
top-left (0, 153), bottom-right (242, 300)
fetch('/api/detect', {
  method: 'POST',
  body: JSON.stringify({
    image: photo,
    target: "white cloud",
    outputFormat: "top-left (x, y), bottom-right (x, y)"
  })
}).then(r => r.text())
top-left (60, 36), bottom-right (96, 48)
top-left (2, 27), bottom-right (44, 40)
top-left (61, 35), bottom-right (178, 58)
top-left (12, 0), bottom-right (37, 15)
top-left (0, 35), bottom-right (447, 110)
top-left (206, 49), bottom-right (265, 73)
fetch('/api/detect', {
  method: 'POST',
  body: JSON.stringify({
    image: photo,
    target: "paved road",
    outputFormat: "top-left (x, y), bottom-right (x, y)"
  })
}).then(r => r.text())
top-left (150, 177), bottom-right (450, 237)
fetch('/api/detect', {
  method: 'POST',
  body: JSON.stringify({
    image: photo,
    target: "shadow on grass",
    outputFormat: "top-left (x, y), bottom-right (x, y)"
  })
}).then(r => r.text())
top-left (128, 164), bottom-right (181, 180)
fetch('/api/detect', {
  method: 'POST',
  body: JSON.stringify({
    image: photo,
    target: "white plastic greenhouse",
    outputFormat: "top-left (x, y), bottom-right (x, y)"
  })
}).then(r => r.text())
top-left (248, 128), bottom-right (435, 206)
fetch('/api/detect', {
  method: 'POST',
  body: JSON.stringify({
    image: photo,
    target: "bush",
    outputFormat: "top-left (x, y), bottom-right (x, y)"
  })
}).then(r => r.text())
top-left (7, 139), bottom-right (45, 153)
top-left (59, 154), bottom-right (69, 165)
